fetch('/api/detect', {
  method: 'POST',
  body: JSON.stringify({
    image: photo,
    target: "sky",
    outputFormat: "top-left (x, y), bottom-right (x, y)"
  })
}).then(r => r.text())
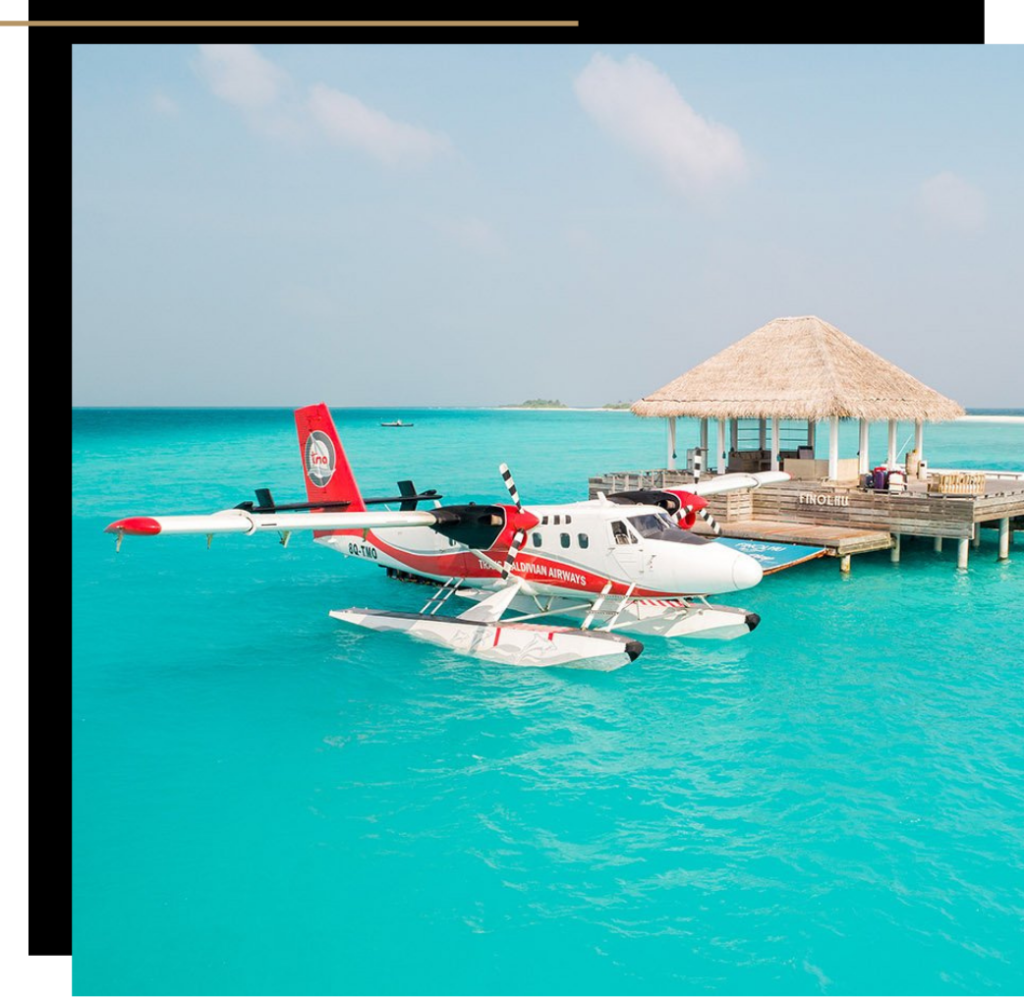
top-left (72, 44), bottom-right (1024, 408)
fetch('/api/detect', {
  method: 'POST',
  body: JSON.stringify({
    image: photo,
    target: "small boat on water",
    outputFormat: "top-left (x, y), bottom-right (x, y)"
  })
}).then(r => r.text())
top-left (381, 419), bottom-right (414, 428)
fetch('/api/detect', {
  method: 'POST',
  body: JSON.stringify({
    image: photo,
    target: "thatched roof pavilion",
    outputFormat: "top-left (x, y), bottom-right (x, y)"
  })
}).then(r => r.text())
top-left (632, 315), bottom-right (963, 422)
top-left (631, 316), bottom-right (964, 481)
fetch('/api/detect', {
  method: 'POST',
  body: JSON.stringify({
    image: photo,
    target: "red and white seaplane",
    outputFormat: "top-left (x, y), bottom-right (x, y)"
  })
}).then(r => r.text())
top-left (107, 404), bottom-right (789, 671)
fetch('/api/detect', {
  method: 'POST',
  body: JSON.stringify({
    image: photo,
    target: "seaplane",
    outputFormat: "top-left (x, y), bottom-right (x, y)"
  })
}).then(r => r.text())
top-left (106, 403), bottom-right (791, 671)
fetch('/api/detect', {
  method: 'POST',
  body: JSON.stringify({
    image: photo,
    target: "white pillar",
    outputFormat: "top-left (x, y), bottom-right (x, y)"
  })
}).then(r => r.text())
top-left (999, 517), bottom-right (1010, 560)
top-left (828, 416), bottom-right (839, 481)
top-left (770, 419), bottom-right (780, 472)
top-left (858, 419), bottom-right (870, 475)
top-left (717, 419), bottom-right (727, 474)
top-left (891, 533), bottom-right (901, 563)
top-left (667, 417), bottom-right (677, 471)
top-left (700, 417), bottom-right (709, 454)
top-left (934, 536), bottom-right (943, 552)
top-left (915, 420), bottom-right (924, 462)
top-left (887, 419), bottom-right (898, 469)
top-left (973, 529), bottom-right (981, 549)
top-left (840, 554), bottom-right (851, 573)
top-left (957, 537), bottom-right (969, 570)
top-left (758, 418), bottom-right (766, 449)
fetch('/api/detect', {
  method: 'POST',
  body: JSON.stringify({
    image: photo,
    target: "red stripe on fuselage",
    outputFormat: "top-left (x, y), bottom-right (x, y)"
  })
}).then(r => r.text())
top-left (362, 533), bottom-right (686, 598)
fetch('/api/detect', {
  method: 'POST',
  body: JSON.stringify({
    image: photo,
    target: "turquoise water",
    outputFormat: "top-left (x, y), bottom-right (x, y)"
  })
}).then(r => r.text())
top-left (73, 409), bottom-right (1024, 995)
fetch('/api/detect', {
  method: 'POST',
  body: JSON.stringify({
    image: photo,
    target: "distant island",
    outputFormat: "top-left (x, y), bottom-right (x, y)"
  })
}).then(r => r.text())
top-left (502, 399), bottom-right (567, 409)
top-left (495, 399), bottom-right (635, 411)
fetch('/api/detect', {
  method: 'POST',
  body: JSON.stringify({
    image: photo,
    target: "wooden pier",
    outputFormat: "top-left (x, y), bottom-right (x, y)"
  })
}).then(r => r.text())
top-left (588, 470), bottom-right (1024, 571)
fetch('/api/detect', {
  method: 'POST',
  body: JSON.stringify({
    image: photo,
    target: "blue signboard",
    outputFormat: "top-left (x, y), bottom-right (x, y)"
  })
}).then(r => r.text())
top-left (715, 537), bottom-right (827, 574)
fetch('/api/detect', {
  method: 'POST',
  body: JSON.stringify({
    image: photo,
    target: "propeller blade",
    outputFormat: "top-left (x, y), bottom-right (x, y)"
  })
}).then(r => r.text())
top-left (698, 507), bottom-right (722, 535)
top-left (499, 463), bottom-right (522, 510)
top-left (500, 528), bottom-right (528, 580)
top-left (679, 503), bottom-right (695, 528)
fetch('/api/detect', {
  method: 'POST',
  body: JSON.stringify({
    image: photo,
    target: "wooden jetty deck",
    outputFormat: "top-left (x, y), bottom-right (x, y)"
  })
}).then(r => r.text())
top-left (589, 470), bottom-right (1024, 571)
top-left (690, 518), bottom-right (893, 555)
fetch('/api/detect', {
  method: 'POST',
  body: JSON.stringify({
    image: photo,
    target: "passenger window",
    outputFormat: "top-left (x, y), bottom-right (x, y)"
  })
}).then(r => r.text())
top-left (565, 515), bottom-right (572, 524)
top-left (560, 533), bottom-right (570, 548)
top-left (578, 533), bottom-right (589, 548)
top-left (532, 532), bottom-right (543, 548)
top-left (541, 516), bottom-right (548, 526)
top-left (553, 515), bottom-right (561, 525)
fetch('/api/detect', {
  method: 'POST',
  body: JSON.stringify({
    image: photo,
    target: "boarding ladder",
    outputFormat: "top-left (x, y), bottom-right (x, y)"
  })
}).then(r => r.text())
top-left (581, 581), bottom-right (637, 631)
top-left (420, 577), bottom-right (461, 615)
top-left (598, 582), bottom-right (637, 631)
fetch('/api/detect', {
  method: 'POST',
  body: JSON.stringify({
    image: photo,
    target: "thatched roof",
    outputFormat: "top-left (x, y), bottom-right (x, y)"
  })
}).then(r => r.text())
top-left (631, 315), bottom-right (964, 422)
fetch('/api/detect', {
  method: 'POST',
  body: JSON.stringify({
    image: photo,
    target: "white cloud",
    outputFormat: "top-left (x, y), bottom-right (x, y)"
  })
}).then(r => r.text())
top-left (308, 83), bottom-right (450, 166)
top-left (196, 44), bottom-right (287, 110)
top-left (151, 91), bottom-right (179, 116)
top-left (431, 215), bottom-right (503, 255)
top-left (918, 172), bottom-right (987, 233)
top-left (573, 53), bottom-right (746, 195)
top-left (194, 44), bottom-right (450, 167)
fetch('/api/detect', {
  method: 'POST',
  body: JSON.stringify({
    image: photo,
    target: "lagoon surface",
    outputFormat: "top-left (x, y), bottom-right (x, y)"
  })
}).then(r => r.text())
top-left (72, 408), bottom-right (1024, 995)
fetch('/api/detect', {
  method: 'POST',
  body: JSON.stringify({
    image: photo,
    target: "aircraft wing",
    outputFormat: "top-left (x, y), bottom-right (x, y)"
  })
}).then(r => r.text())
top-left (691, 471), bottom-right (790, 497)
top-left (106, 508), bottom-right (440, 539)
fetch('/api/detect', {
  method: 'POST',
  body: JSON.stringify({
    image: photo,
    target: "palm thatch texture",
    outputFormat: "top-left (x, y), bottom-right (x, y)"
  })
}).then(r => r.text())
top-left (631, 316), bottom-right (964, 422)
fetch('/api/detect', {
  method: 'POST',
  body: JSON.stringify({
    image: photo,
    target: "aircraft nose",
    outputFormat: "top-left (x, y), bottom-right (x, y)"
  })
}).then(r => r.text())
top-left (731, 553), bottom-right (763, 590)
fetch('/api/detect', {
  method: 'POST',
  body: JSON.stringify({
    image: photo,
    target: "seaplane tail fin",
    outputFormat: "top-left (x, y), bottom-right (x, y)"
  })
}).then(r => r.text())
top-left (294, 403), bottom-right (367, 515)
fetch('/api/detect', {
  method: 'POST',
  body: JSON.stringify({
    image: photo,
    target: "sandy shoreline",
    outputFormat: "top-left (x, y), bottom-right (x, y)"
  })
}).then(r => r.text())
top-left (492, 406), bottom-right (631, 412)
top-left (957, 415), bottom-right (1024, 423)
top-left (490, 410), bottom-right (1023, 422)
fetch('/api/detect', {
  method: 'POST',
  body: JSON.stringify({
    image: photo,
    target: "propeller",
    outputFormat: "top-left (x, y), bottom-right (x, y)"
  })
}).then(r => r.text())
top-left (500, 463), bottom-right (522, 510)
top-left (498, 463), bottom-right (529, 580)
top-left (500, 528), bottom-right (528, 580)
top-left (684, 447), bottom-right (721, 534)
top-left (696, 506), bottom-right (722, 535)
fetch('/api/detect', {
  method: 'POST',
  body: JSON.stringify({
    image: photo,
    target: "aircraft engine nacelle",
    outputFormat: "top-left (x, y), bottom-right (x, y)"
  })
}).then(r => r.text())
top-left (608, 489), bottom-right (708, 529)
top-left (661, 489), bottom-right (708, 529)
top-left (429, 504), bottom-right (540, 549)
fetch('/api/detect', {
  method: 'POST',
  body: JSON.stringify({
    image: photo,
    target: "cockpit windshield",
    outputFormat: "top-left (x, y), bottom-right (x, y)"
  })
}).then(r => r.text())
top-left (627, 512), bottom-right (711, 545)
top-left (627, 513), bottom-right (677, 535)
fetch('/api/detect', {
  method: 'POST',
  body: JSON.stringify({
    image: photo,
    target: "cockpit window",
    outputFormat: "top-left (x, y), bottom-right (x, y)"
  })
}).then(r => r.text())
top-left (629, 512), bottom-right (711, 545)
top-left (627, 513), bottom-right (677, 536)
top-left (611, 520), bottom-right (636, 545)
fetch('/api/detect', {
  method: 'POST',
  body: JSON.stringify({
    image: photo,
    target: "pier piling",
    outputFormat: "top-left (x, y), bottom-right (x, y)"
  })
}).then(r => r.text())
top-left (957, 537), bottom-right (970, 570)
top-left (999, 518), bottom-right (1010, 560)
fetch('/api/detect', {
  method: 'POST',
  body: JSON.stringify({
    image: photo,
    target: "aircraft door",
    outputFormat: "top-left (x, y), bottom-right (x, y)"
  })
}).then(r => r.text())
top-left (609, 519), bottom-right (644, 576)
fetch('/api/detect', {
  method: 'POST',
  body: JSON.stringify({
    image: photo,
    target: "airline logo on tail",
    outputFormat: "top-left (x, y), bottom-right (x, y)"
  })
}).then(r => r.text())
top-left (304, 430), bottom-right (336, 487)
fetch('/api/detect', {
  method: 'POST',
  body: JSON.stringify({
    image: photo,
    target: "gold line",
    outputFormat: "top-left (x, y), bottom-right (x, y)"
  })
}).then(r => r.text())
top-left (0, 20), bottom-right (579, 27)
